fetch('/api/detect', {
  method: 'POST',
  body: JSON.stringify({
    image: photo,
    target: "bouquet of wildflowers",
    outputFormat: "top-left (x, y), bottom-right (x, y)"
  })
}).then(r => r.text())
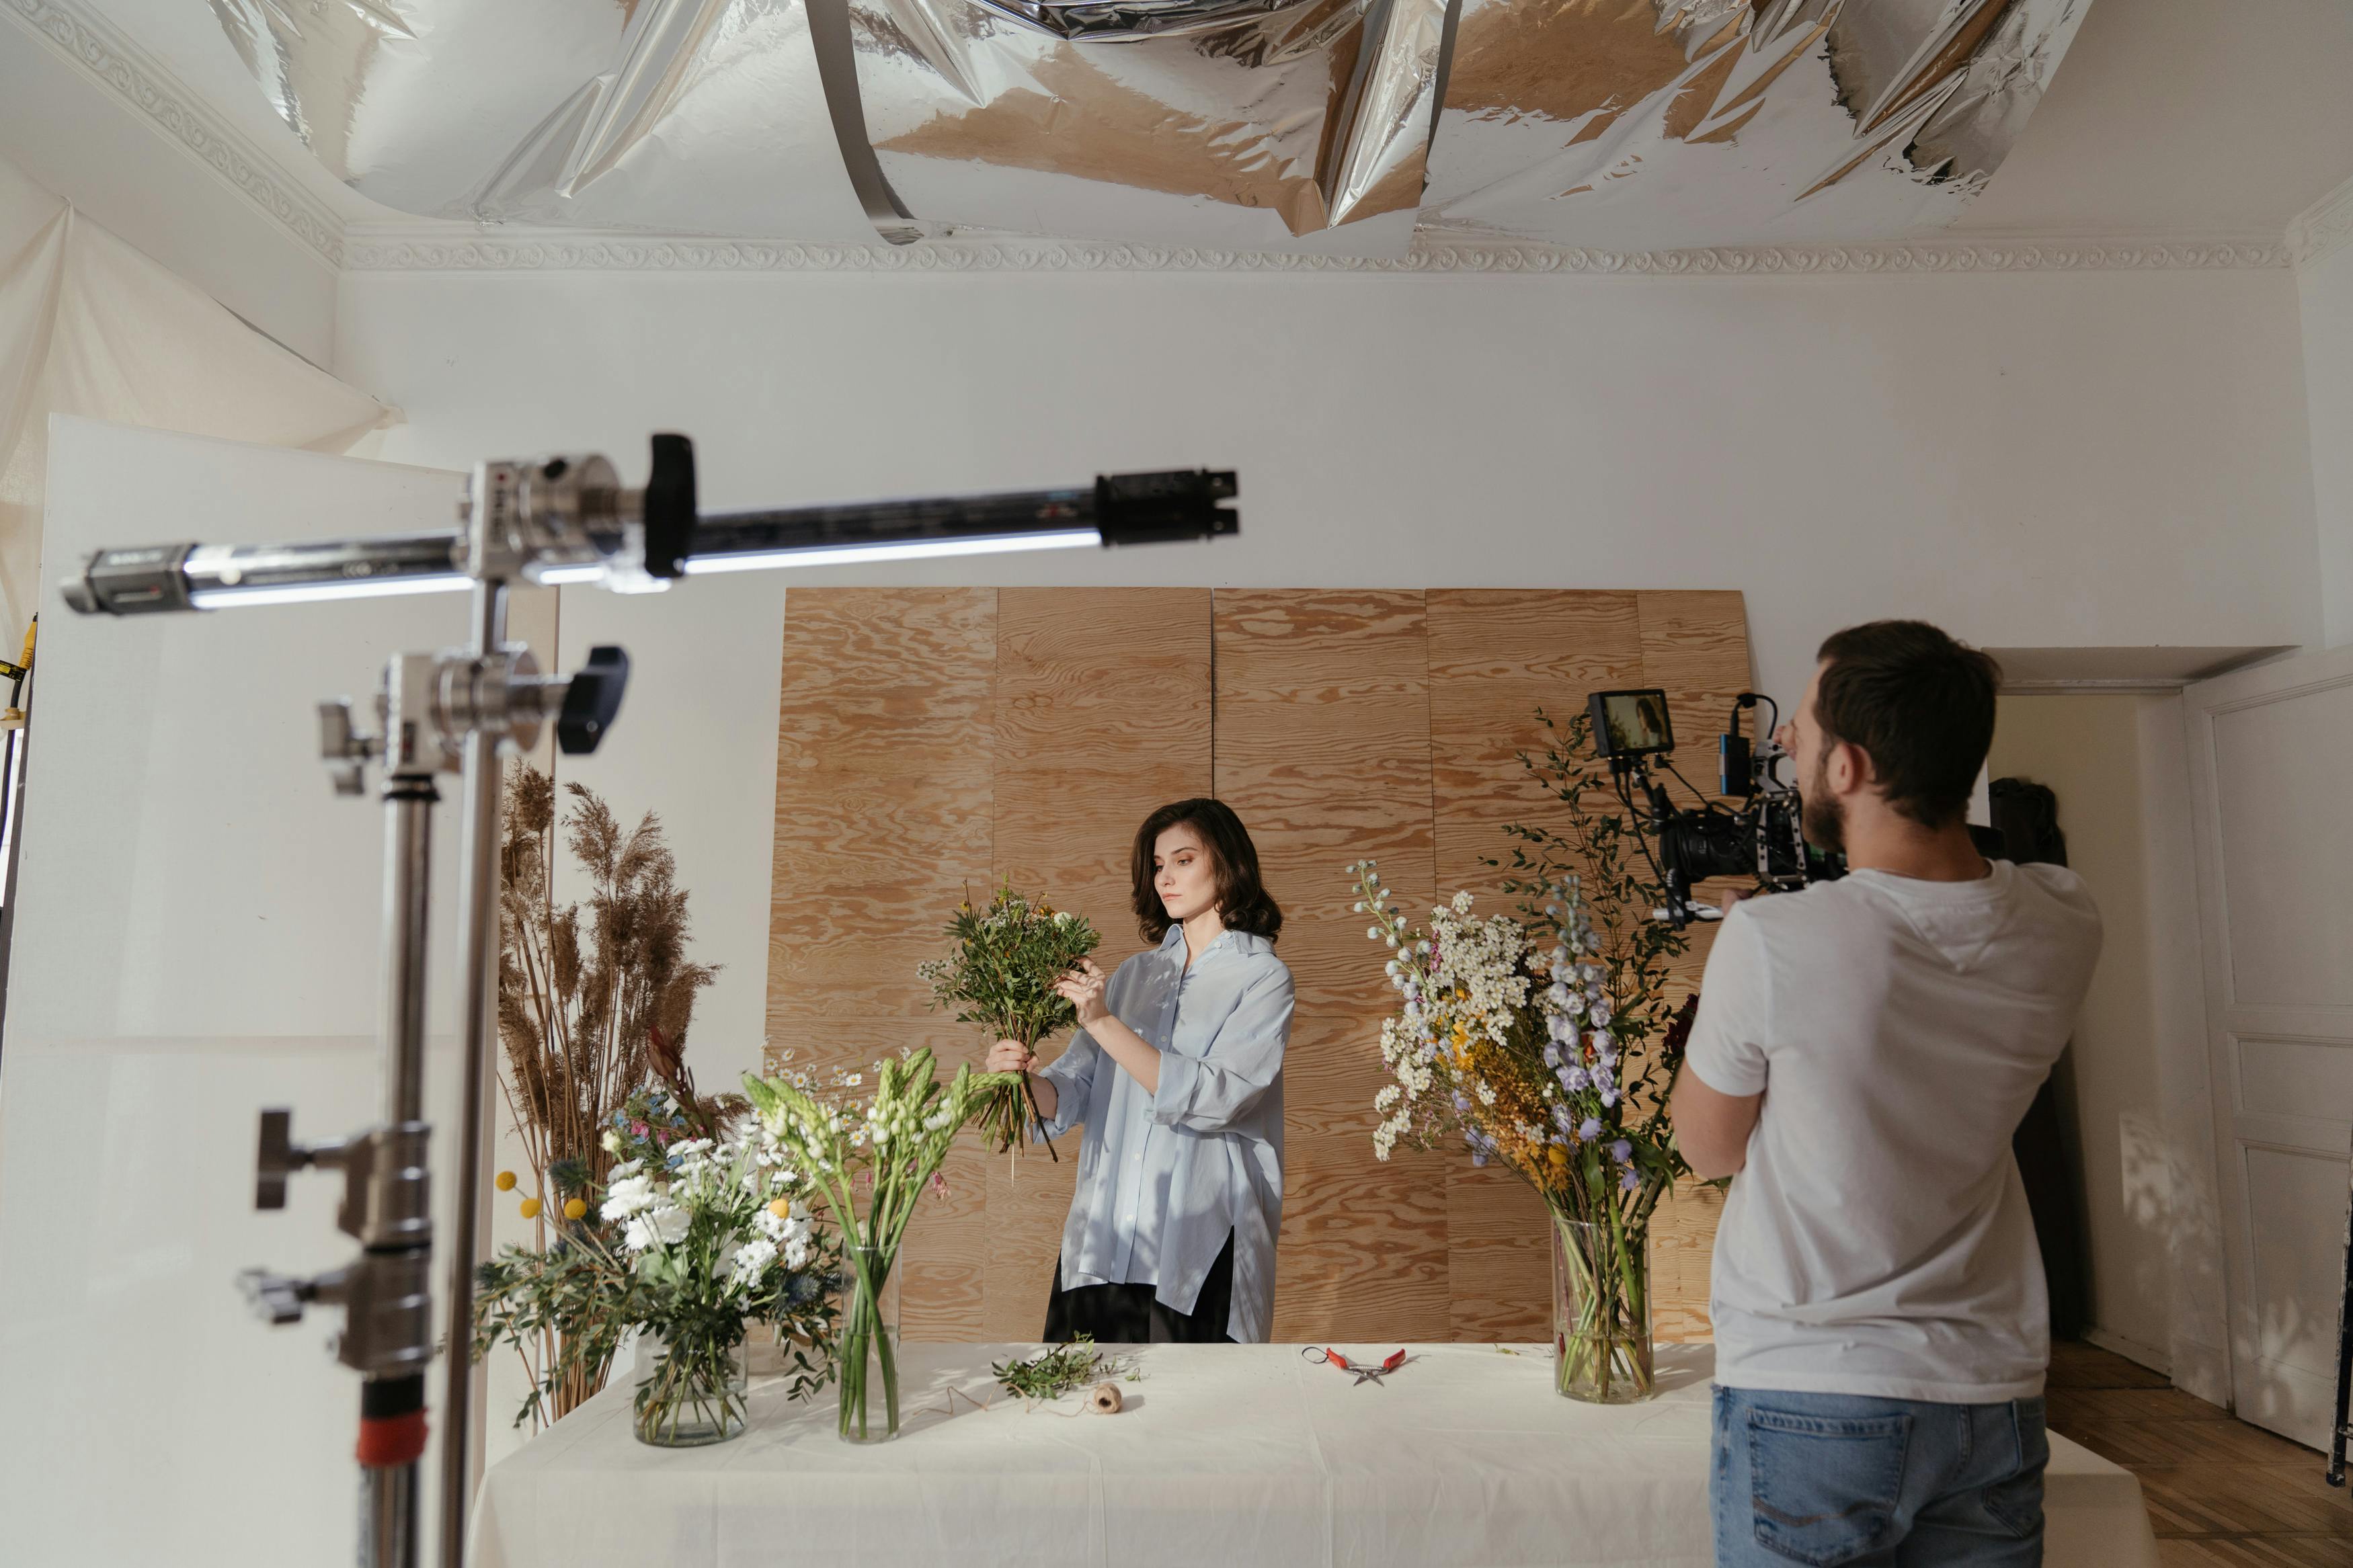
top-left (743, 1047), bottom-right (1015, 1442)
top-left (473, 1106), bottom-right (838, 1446)
top-left (920, 884), bottom-right (1100, 1161)
top-left (1353, 712), bottom-right (1701, 1402)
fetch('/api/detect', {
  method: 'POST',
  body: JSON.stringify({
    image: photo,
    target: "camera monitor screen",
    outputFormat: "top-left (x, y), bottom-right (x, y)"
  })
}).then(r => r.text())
top-left (1588, 689), bottom-right (1675, 759)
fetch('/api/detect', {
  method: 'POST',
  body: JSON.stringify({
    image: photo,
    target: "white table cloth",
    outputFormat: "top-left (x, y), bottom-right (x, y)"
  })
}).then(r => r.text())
top-left (471, 1343), bottom-right (2159, 1567)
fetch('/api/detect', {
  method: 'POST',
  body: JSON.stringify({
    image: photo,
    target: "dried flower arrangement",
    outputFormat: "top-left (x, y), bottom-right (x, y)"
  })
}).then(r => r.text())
top-left (491, 766), bottom-right (722, 1421)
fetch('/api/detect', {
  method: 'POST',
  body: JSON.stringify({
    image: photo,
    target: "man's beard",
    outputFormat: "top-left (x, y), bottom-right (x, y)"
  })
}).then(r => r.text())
top-left (1802, 751), bottom-right (1846, 855)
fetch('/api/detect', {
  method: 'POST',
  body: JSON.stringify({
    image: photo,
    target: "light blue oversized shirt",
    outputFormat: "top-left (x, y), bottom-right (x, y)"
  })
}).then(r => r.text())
top-left (1035, 924), bottom-right (1293, 1344)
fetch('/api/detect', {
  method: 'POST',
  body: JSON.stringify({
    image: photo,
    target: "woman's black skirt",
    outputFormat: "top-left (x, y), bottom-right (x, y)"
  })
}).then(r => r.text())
top-left (1041, 1231), bottom-right (1236, 1344)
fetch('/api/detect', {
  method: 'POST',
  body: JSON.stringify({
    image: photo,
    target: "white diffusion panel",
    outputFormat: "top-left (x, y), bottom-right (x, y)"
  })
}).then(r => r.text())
top-left (0, 419), bottom-right (473, 1566)
top-left (2185, 647), bottom-right (2353, 1450)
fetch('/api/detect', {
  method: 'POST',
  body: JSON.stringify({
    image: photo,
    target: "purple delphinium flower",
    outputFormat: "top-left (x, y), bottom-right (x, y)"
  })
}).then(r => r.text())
top-left (1619, 1168), bottom-right (1642, 1194)
top-left (1577, 1117), bottom-right (1602, 1143)
top-left (1560, 1066), bottom-right (1590, 1093)
top-left (1609, 1139), bottom-right (1632, 1165)
top-left (1599, 1087), bottom-right (1619, 1109)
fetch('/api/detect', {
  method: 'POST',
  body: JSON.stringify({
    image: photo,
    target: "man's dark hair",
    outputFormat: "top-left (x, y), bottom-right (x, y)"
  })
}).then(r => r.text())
top-left (1813, 621), bottom-right (2003, 828)
top-left (1131, 797), bottom-right (1282, 944)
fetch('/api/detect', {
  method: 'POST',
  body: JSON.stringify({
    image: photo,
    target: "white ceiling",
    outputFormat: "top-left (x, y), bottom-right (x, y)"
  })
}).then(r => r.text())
top-left (66, 0), bottom-right (2353, 243)
top-left (1954, 0), bottom-right (2353, 235)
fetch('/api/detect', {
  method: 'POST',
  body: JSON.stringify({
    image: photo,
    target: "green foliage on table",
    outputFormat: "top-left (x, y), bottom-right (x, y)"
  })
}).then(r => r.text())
top-left (991, 1335), bottom-right (1138, 1404)
top-left (920, 883), bottom-right (1101, 1159)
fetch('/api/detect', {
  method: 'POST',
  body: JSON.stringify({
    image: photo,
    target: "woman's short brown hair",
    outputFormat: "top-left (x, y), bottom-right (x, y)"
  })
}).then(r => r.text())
top-left (1130, 798), bottom-right (1282, 944)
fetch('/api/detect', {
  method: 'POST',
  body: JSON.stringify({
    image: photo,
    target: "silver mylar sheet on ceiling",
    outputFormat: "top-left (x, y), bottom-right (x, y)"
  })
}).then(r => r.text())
top-left (208, 0), bottom-right (2093, 252)
top-left (850, 0), bottom-right (1449, 254)
top-left (1425, 0), bottom-right (2093, 247)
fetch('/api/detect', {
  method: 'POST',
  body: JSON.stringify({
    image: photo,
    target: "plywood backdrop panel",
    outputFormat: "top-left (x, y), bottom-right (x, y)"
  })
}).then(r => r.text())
top-left (1212, 591), bottom-right (1449, 1344)
top-left (983, 588), bottom-right (1213, 1339)
top-left (766, 587), bottom-right (1753, 1344)
top-left (766, 589), bottom-right (997, 1338)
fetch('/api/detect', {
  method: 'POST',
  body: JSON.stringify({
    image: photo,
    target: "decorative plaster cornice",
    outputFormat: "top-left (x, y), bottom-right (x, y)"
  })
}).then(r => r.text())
top-left (2288, 172), bottom-right (2353, 272)
top-left (344, 226), bottom-right (2290, 276)
top-left (6, 0), bottom-right (345, 267)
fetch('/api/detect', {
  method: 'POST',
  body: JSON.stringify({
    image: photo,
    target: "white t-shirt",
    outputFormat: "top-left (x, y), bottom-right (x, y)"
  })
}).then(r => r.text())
top-left (1685, 860), bottom-right (2102, 1403)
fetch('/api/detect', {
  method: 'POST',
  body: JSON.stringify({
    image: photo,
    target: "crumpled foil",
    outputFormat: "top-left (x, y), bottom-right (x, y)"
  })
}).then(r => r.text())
top-left (1424, 0), bottom-right (2093, 247)
top-left (208, 0), bottom-right (2092, 252)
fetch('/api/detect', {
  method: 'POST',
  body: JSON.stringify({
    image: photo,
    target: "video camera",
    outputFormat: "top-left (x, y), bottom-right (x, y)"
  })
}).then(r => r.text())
top-left (1585, 688), bottom-right (1845, 927)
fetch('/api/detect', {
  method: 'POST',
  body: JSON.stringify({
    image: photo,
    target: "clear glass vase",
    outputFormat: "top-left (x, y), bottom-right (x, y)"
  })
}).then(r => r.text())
top-left (632, 1331), bottom-right (750, 1447)
top-left (837, 1241), bottom-right (902, 1444)
top-left (1551, 1212), bottom-right (1655, 1404)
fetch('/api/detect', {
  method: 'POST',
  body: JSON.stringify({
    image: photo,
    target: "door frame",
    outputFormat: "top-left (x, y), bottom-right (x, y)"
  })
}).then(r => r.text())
top-left (2182, 643), bottom-right (2353, 1444)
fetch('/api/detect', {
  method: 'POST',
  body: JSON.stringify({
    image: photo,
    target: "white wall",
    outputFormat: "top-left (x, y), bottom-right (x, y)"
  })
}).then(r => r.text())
top-left (2300, 212), bottom-right (2353, 646)
top-left (0, 421), bottom-right (481, 1565)
top-left (335, 261), bottom-right (2323, 1089)
top-left (1989, 694), bottom-right (2229, 1403)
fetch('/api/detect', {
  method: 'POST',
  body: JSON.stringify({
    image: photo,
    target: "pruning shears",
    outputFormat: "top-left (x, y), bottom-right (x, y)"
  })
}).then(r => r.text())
top-left (1303, 1346), bottom-right (1406, 1386)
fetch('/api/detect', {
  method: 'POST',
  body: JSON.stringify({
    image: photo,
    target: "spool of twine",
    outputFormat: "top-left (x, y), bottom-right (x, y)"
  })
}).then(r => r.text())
top-left (1087, 1382), bottom-right (1123, 1415)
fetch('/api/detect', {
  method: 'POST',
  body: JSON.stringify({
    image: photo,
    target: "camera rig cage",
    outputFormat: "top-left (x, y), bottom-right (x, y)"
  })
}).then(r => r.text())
top-left (1588, 688), bottom-right (1839, 927)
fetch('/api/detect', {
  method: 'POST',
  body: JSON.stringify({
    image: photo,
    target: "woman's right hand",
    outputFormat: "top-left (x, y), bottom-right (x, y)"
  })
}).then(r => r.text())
top-left (984, 1038), bottom-right (1035, 1075)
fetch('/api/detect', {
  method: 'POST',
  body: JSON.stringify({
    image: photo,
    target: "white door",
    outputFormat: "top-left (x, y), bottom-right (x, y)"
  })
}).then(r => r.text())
top-left (2184, 645), bottom-right (2353, 1449)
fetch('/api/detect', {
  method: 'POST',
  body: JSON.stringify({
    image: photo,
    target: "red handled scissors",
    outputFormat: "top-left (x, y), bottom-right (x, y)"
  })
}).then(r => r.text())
top-left (1302, 1346), bottom-right (1406, 1386)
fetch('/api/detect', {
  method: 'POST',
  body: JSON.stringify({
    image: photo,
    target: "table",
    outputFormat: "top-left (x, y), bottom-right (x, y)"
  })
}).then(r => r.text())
top-left (471, 1343), bottom-right (2159, 1567)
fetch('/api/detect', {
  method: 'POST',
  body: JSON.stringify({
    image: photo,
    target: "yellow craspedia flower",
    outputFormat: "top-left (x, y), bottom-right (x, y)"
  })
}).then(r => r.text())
top-left (518, 1197), bottom-right (543, 1220)
top-left (563, 1198), bottom-right (588, 1221)
top-left (494, 1170), bottom-right (517, 1192)
top-left (1548, 1145), bottom-right (1570, 1171)
top-left (767, 1197), bottom-right (793, 1219)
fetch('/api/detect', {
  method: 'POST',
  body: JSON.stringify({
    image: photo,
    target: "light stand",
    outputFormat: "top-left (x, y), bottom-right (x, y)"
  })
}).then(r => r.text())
top-left (60, 436), bottom-right (1237, 1567)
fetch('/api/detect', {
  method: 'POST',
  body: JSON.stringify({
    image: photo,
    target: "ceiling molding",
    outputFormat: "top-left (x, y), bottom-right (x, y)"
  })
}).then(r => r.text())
top-left (7, 0), bottom-right (345, 267)
top-left (2288, 171), bottom-right (2353, 272)
top-left (344, 226), bottom-right (2290, 277)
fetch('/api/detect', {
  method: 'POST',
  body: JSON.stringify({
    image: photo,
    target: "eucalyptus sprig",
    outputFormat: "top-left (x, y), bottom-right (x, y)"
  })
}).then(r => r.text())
top-left (992, 1335), bottom-right (1136, 1404)
top-left (920, 883), bottom-right (1101, 1161)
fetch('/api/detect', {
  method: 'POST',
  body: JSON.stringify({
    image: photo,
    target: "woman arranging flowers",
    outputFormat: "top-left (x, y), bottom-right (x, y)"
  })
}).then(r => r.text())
top-left (985, 798), bottom-right (1293, 1345)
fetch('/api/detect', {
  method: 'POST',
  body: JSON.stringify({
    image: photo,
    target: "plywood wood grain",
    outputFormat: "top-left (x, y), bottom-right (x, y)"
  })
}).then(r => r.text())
top-left (1213, 591), bottom-right (1449, 1344)
top-left (982, 588), bottom-right (1213, 1339)
top-left (1425, 591), bottom-right (1645, 1339)
top-left (766, 590), bottom-right (997, 1338)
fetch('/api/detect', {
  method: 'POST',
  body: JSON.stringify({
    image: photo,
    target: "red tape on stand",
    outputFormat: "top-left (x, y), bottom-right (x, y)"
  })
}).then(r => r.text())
top-left (357, 1409), bottom-right (429, 1469)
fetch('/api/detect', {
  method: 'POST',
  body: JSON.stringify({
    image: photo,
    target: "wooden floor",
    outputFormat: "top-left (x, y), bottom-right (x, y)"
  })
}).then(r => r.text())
top-left (2044, 1340), bottom-right (2349, 1565)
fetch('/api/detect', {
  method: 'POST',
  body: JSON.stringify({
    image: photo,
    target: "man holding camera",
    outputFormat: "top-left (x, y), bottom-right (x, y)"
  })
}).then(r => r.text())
top-left (1672, 621), bottom-right (2102, 1567)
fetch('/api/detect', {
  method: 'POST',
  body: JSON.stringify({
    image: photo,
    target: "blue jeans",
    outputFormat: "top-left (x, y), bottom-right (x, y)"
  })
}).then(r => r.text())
top-left (1710, 1386), bottom-right (2048, 1567)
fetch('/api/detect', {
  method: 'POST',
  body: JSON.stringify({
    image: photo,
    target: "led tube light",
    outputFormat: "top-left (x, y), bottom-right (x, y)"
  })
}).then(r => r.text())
top-left (187, 574), bottom-right (477, 609)
top-left (680, 527), bottom-right (1099, 574)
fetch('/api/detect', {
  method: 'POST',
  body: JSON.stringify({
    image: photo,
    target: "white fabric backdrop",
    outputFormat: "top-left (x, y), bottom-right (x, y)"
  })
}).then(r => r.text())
top-left (0, 149), bottom-right (390, 652)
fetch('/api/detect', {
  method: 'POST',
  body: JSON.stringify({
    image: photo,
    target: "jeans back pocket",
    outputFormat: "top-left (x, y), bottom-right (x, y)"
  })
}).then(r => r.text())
top-left (1747, 1406), bottom-right (1913, 1566)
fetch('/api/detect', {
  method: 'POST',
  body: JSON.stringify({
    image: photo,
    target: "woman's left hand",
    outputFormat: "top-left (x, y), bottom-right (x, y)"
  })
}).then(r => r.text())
top-left (1055, 958), bottom-right (1111, 1027)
